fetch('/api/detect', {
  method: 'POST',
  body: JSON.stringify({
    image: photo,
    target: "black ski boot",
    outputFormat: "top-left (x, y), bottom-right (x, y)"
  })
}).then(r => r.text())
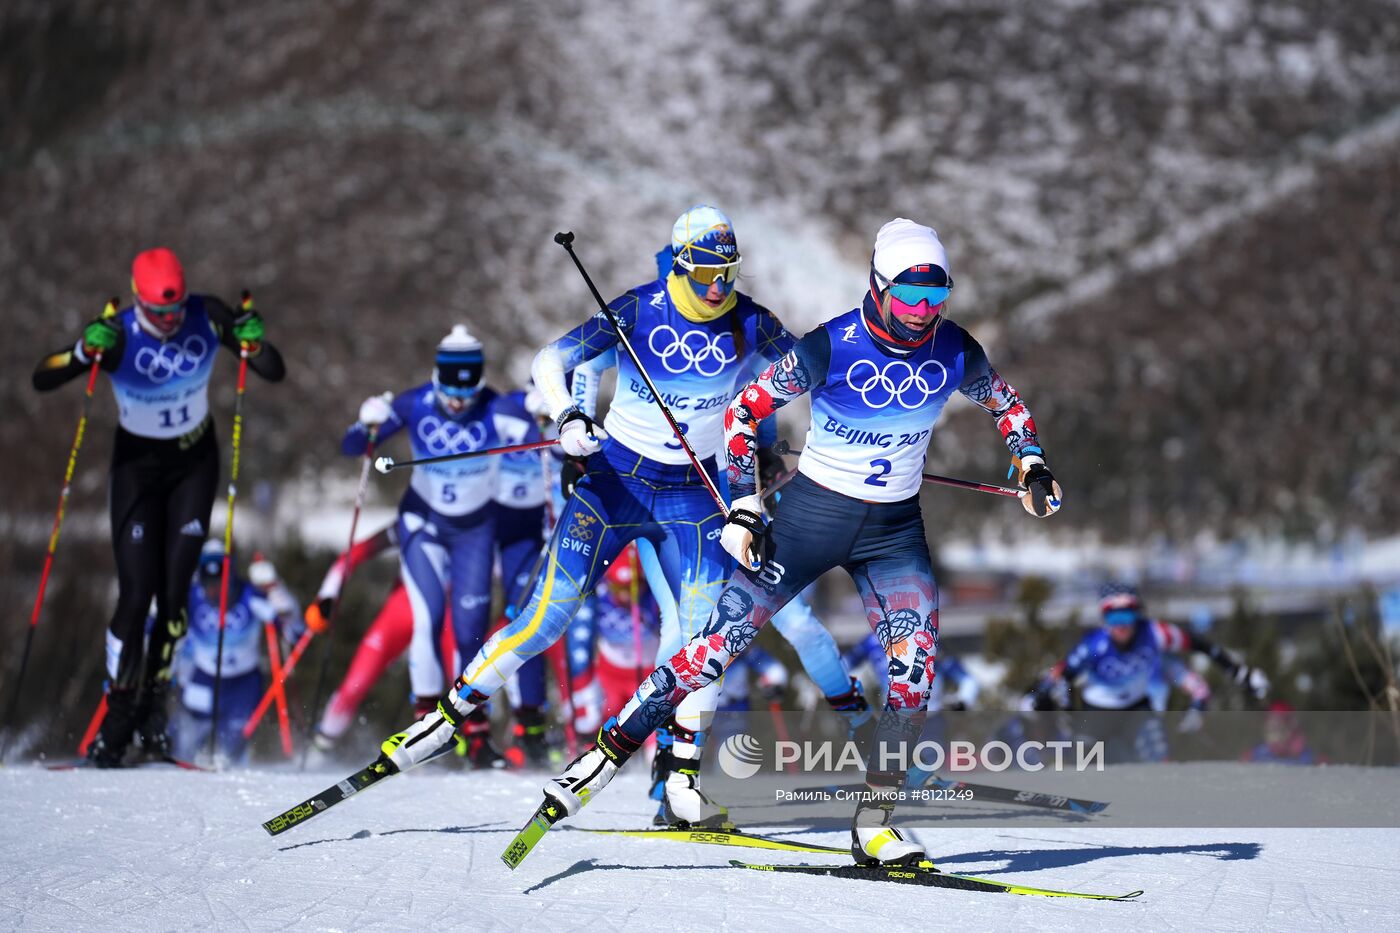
top-left (135, 681), bottom-right (174, 759)
top-left (827, 677), bottom-right (877, 756)
top-left (462, 708), bottom-right (507, 770)
top-left (88, 688), bottom-right (140, 768)
top-left (512, 706), bottom-right (553, 769)
top-left (648, 725), bottom-right (675, 825)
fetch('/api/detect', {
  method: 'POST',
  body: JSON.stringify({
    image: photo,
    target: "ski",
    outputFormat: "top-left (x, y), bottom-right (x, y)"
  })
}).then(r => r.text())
top-left (44, 755), bottom-right (209, 772)
top-left (501, 798), bottom-right (567, 870)
top-left (576, 825), bottom-right (848, 856)
top-left (916, 774), bottom-right (1110, 814)
top-left (807, 774), bottom-right (1109, 814)
top-left (261, 755), bottom-right (398, 836)
top-left (728, 860), bottom-right (1142, 900)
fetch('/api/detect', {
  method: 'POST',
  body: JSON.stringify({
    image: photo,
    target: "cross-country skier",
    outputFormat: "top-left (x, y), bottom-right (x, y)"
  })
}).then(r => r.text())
top-left (378, 206), bottom-right (800, 827)
top-left (308, 525), bottom-right (444, 752)
top-left (539, 218), bottom-right (1063, 866)
top-left (32, 248), bottom-right (284, 767)
top-left (1022, 583), bottom-right (1270, 761)
top-left (567, 332), bottom-right (871, 821)
top-left (170, 542), bottom-right (302, 763)
top-left (343, 325), bottom-right (542, 768)
top-left (1241, 701), bottom-right (1317, 765)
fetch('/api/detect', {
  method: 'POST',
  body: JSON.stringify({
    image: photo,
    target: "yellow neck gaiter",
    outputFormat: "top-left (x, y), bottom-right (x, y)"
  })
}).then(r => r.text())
top-left (666, 271), bottom-right (737, 323)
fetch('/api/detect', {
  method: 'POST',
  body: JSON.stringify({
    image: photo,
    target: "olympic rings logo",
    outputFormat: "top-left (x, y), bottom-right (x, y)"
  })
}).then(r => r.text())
top-left (647, 325), bottom-right (736, 376)
top-left (417, 417), bottom-right (487, 456)
top-left (134, 336), bottom-right (209, 383)
top-left (845, 359), bottom-right (948, 409)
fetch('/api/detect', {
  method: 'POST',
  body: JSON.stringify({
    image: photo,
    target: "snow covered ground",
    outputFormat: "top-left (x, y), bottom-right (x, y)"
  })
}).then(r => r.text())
top-left (3, 766), bottom-right (1398, 932)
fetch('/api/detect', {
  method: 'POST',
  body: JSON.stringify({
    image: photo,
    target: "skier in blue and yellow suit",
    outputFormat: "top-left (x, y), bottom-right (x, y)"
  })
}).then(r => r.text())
top-left (379, 206), bottom-right (794, 826)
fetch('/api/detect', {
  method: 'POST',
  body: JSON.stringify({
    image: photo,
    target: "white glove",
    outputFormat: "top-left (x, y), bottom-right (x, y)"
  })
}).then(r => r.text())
top-left (524, 385), bottom-right (551, 421)
top-left (359, 391), bottom-right (394, 427)
top-left (720, 494), bottom-right (766, 571)
top-left (1236, 666), bottom-right (1270, 700)
top-left (557, 408), bottom-right (607, 458)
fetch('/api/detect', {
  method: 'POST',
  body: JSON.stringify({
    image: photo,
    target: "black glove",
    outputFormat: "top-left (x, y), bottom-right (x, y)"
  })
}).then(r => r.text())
top-left (720, 495), bottom-right (767, 571)
top-left (1020, 462), bottom-right (1063, 518)
top-left (561, 455), bottom-right (588, 499)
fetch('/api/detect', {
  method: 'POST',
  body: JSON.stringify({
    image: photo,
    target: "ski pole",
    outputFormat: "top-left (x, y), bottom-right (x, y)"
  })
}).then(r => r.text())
top-left (262, 621), bottom-right (294, 757)
top-left (77, 693), bottom-right (109, 758)
top-left (629, 545), bottom-right (643, 684)
top-left (554, 231), bottom-right (728, 517)
top-left (771, 441), bottom-right (1026, 500)
top-left (921, 472), bottom-right (1024, 499)
top-left (768, 701), bottom-right (798, 775)
top-left (2, 299), bottom-right (114, 764)
top-left (374, 438), bottom-right (558, 474)
top-left (299, 426), bottom-right (378, 769)
top-left (244, 526), bottom-right (391, 741)
top-left (243, 629), bottom-right (314, 739)
top-left (210, 329), bottom-right (251, 764)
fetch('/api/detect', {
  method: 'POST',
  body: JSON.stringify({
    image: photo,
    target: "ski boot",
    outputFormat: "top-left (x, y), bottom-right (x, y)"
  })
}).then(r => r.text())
top-left (380, 683), bottom-right (481, 773)
top-left (656, 723), bottom-right (728, 829)
top-left (88, 687), bottom-right (140, 769)
top-left (543, 718), bottom-right (639, 817)
top-left (134, 681), bottom-right (174, 759)
top-left (827, 677), bottom-right (878, 756)
top-left (851, 790), bottom-right (929, 867)
top-left (647, 725), bottom-right (675, 824)
top-left (461, 707), bottom-right (507, 770)
top-left (511, 706), bottom-right (553, 770)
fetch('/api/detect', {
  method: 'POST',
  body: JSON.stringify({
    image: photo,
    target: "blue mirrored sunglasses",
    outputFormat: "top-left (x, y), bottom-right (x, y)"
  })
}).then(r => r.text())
top-left (888, 283), bottom-right (950, 306)
top-left (1104, 609), bottom-right (1139, 628)
top-left (873, 266), bottom-right (952, 307)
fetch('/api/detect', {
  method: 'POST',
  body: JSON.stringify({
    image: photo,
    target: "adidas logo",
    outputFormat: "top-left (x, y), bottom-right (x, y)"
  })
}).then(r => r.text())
top-left (179, 519), bottom-right (205, 537)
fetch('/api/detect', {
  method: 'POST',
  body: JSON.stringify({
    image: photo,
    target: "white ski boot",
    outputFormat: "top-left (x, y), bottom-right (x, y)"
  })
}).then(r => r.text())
top-left (543, 746), bottom-right (621, 817)
top-left (380, 688), bottom-right (477, 773)
top-left (851, 794), bottom-right (928, 866)
top-left (658, 738), bottom-right (729, 828)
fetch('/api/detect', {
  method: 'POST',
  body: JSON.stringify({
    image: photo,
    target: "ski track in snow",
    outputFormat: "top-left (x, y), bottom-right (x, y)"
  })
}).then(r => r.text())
top-left (2, 767), bottom-right (1398, 932)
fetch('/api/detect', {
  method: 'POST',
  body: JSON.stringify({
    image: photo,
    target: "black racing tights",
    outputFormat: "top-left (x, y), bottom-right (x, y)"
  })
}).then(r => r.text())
top-left (106, 421), bottom-right (219, 691)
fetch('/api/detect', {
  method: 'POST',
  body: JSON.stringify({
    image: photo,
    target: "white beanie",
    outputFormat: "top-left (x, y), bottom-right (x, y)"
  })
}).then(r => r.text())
top-left (872, 218), bottom-right (950, 283)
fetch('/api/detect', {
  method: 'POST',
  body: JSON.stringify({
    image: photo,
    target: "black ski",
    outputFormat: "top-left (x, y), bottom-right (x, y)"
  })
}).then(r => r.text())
top-left (916, 774), bottom-right (1109, 814)
top-left (261, 755), bottom-right (398, 836)
top-left (807, 774), bottom-right (1109, 814)
top-left (44, 754), bottom-right (209, 772)
top-left (729, 860), bottom-right (1142, 900)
